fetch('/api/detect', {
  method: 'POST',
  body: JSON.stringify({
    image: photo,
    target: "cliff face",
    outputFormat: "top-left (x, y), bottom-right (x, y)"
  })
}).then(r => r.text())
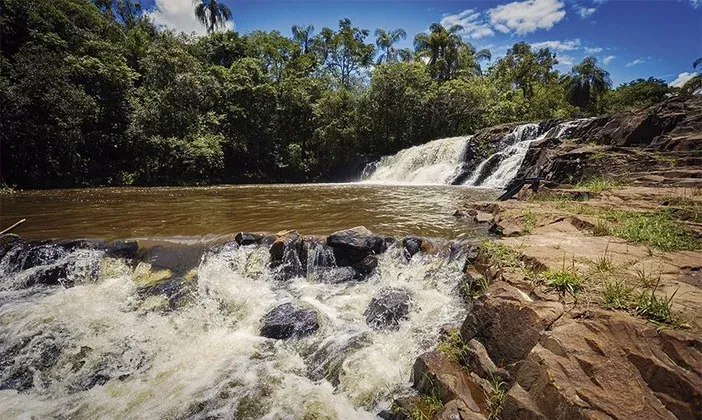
top-left (515, 96), bottom-right (702, 187)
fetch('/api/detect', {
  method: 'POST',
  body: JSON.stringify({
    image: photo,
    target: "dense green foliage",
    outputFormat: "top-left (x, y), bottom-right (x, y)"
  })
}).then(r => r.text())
top-left (0, 0), bottom-right (679, 188)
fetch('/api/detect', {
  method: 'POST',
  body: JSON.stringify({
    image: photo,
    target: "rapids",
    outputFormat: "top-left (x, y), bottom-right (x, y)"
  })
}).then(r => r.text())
top-left (0, 237), bottom-right (472, 419)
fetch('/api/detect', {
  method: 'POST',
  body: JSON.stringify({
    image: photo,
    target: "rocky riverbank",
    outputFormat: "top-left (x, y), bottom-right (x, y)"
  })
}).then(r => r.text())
top-left (386, 184), bottom-right (702, 419)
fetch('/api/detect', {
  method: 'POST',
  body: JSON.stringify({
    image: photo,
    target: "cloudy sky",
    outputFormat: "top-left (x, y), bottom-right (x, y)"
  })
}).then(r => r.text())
top-left (142, 0), bottom-right (701, 86)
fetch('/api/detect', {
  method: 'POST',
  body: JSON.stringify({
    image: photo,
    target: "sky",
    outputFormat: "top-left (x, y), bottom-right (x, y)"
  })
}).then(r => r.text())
top-left (141, 0), bottom-right (702, 86)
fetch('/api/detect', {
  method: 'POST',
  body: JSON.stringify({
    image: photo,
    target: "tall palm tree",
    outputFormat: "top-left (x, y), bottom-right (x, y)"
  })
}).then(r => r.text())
top-left (193, 0), bottom-right (232, 34)
top-left (291, 24), bottom-right (314, 54)
top-left (562, 57), bottom-right (612, 113)
top-left (374, 28), bottom-right (407, 64)
top-left (413, 23), bottom-right (490, 80)
top-left (681, 57), bottom-right (702, 95)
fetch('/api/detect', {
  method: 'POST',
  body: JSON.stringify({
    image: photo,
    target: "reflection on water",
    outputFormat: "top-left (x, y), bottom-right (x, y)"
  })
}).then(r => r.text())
top-left (0, 184), bottom-right (498, 240)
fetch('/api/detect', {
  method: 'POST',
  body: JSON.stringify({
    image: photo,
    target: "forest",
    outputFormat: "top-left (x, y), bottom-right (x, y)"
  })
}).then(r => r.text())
top-left (0, 0), bottom-right (682, 189)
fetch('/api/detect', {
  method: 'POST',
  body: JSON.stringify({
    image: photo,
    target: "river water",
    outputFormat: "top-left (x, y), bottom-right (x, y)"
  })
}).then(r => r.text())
top-left (0, 183), bottom-right (498, 240)
top-left (0, 183), bottom-right (499, 419)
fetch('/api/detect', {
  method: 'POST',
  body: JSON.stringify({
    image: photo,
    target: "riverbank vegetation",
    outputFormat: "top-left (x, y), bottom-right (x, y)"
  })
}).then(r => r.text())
top-left (0, 0), bottom-right (685, 189)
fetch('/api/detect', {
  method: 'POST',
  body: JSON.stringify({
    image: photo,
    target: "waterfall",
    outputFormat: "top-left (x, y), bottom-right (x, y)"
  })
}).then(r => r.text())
top-left (464, 119), bottom-right (592, 189)
top-left (362, 136), bottom-right (471, 185)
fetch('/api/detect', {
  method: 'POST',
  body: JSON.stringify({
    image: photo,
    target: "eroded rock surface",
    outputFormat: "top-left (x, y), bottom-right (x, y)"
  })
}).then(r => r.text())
top-left (259, 303), bottom-right (320, 339)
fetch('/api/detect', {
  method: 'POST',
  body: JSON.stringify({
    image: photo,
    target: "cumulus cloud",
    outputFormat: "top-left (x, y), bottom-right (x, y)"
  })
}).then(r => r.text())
top-left (602, 55), bottom-right (616, 65)
top-left (670, 72), bottom-right (697, 87)
top-left (690, 0), bottom-right (701, 8)
top-left (146, 0), bottom-right (234, 36)
top-left (584, 46), bottom-right (603, 54)
top-left (489, 0), bottom-right (566, 35)
top-left (531, 39), bottom-right (581, 51)
top-left (440, 9), bottom-right (495, 39)
top-left (577, 6), bottom-right (596, 18)
top-left (626, 58), bottom-right (646, 67)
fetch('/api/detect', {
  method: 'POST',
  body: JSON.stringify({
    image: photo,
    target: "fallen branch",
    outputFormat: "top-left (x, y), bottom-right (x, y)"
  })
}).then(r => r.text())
top-left (0, 219), bottom-right (25, 235)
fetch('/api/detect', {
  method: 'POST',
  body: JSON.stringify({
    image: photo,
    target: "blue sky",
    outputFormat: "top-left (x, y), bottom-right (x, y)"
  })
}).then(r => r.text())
top-left (143, 0), bottom-right (702, 86)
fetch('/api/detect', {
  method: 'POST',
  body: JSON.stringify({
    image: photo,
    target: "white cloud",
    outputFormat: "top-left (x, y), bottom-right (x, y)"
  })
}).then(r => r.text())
top-left (531, 38), bottom-right (581, 51)
top-left (603, 55), bottom-right (616, 65)
top-left (489, 0), bottom-right (566, 35)
top-left (577, 6), bottom-right (596, 18)
top-left (146, 0), bottom-right (234, 36)
top-left (690, 0), bottom-right (701, 8)
top-left (440, 9), bottom-right (495, 39)
top-left (557, 54), bottom-right (575, 65)
top-left (626, 58), bottom-right (646, 67)
top-left (670, 72), bottom-right (698, 87)
top-left (584, 46), bottom-right (603, 54)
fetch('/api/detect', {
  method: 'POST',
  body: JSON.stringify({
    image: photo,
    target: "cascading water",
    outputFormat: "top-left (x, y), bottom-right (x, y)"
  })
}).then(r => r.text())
top-left (464, 119), bottom-right (592, 189)
top-left (0, 237), bottom-right (471, 419)
top-left (362, 136), bottom-right (471, 185)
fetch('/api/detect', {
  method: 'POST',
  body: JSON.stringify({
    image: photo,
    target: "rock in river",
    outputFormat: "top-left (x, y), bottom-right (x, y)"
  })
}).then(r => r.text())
top-left (365, 288), bottom-right (412, 330)
top-left (260, 303), bottom-right (320, 339)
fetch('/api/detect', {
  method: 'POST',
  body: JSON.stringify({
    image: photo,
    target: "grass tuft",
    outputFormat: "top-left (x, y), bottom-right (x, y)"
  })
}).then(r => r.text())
top-left (487, 376), bottom-right (507, 420)
top-left (593, 244), bottom-right (616, 273)
top-left (523, 210), bottom-right (535, 234)
top-left (576, 177), bottom-right (620, 193)
top-left (601, 280), bottom-right (633, 309)
top-left (543, 258), bottom-right (584, 296)
top-left (635, 279), bottom-right (679, 325)
top-left (479, 241), bottom-right (522, 268)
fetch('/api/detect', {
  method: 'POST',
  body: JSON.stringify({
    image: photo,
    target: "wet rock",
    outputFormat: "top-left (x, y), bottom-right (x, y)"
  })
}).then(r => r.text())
top-left (365, 288), bottom-right (412, 330)
top-left (402, 237), bottom-right (423, 260)
top-left (235, 232), bottom-right (266, 246)
top-left (260, 303), bottom-right (320, 339)
top-left (269, 230), bottom-right (304, 280)
top-left (106, 239), bottom-right (139, 260)
top-left (313, 266), bottom-right (357, 284)
top-left (327, 226), bottom-right (384, 267)
top-left (412, 350), bottom-right (487, 416)
top-left (460, 282), bottom-right (563, 370)
top-left (353, 254), bottom-right (378, 277)
top-left (0, 234), bottom-right (23, 258)
top-left (307, 332), bottom-right (372, 385)
top-left (501, 311), bottom-right (702, 420)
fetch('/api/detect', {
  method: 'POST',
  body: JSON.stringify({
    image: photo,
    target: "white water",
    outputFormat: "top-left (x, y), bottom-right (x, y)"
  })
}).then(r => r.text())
top-left (0, 240), bottom-right (469, 419)
top-left (362, 136), bottom-right (471, 185)
top-left (465, 119), bottom-right (592, 189)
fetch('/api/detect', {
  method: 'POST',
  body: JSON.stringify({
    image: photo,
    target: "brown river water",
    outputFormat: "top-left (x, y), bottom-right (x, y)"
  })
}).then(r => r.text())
top-left (0, 183), bottom-right (498, 240)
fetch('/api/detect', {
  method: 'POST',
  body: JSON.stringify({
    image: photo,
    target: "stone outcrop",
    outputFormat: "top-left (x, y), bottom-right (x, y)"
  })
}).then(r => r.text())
top-left (515, 96), bottom-right (702, 187)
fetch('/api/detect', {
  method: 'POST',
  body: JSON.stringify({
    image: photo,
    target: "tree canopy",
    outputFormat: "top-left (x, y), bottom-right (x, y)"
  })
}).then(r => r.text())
top-left (0, 0), bottom-right (683, 189)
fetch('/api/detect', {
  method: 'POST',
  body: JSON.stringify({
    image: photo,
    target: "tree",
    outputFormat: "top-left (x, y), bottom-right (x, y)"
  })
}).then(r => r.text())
top-left (413, 23), bottom-right (489, 81)
top-left (492, 42), bottom-right (557, 99)
top-left (314, 19), bottom-right (375, 89)
top-left (291, 24), bottom-right (314, 54)
top-left (374, 28), bottom-right (407, 64)
top-left (681, 57), bottom-right (702, 96)
top-left (605, 77), bottom-right (671, 111)
top-left (193, 0), bottom-right (232, 34)
top-left (562, 56), bottom-right (612, 113)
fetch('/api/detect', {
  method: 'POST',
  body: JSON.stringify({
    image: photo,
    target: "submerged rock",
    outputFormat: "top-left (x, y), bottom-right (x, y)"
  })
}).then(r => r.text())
top-left (307, 332), bottom-right (372, 385)
top-left (402, 237), bottom-right (423, 260)
top-left (260, 303), bottom-right (320, 339)
top-left (269, 230), bottom-right (304, 280)
top-left (365, 288), bottom-right (412, 330)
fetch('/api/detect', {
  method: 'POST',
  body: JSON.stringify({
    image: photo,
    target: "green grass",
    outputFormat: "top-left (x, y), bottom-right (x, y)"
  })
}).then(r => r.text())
top-left (601, 280), bottom-right (634, 309)
top-left (614, 211), bottom-right (700, 251)
top-left (486, 376), bottom-right (508, 420)
top-left (593, 244), bottom-right (616, 273)
top-left (543, 260), bottom-right (584, 296)
top-left (635, 284), bottom-right (679, 325)
top-left (410, 394), bottom-right (443, 420)
top-left (523, 210), bottom-right (535, 234)
top-left (436, 331), bottom-right (468, 364)
top-left (576, 177), bottom-right (620, 193)
top-left (660, 197), bottom-right (702, 223)
top-left (480, 241), bottom-right (523, 268)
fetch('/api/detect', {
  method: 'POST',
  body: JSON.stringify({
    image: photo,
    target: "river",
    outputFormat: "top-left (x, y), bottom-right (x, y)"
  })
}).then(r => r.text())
top-left (0, 183), bottom-right (498, 240)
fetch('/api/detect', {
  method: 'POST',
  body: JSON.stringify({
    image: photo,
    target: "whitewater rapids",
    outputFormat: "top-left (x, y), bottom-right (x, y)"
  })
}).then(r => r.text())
top-left (0, 239), bottom-right (469, 419)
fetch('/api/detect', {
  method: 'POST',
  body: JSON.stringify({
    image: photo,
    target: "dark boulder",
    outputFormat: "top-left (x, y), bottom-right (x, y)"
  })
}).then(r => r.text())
top-left (327, 226), bottom-right (384, 255)
top-left (260, 303), bottom-right (320, 339)
top-left (235, 232), bottom-right (266, 246)
top-left (365, 288), bottom-right (412, 330)
top-left (106, 239), bottom-right (139, 260)
top-left (402, 237), bottom-right (424, 260)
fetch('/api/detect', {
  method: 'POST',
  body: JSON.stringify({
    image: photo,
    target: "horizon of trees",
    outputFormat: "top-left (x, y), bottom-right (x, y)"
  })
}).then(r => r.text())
top-left (0, 0), bottom-right (690, 189)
